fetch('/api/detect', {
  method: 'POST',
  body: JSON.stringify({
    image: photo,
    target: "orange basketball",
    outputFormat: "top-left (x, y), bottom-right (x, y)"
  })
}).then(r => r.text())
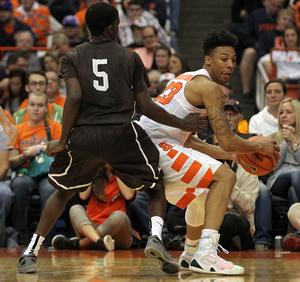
top-left (238, 136), bottom-right (277, 176)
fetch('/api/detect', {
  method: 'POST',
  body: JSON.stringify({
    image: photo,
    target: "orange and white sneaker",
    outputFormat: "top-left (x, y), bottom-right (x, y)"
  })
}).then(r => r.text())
top-left (189, 233), bottom-right (244, 275)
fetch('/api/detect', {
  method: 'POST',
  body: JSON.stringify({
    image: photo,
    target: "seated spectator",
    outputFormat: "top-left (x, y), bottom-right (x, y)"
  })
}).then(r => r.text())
top-left (0, 0), bottom-right (35, 47)
top-left (14, 0), bottom-right (51, 46)
top-left (260, 26), bottom-right (300, 83)
top-left (143, 0), bottom-right (167, 28)
top-left (256, 8), bottom-right (295, 60)
top-left (134, 26), bottom-right (161, 72)
top-left (295, 0), bottom-right (300, 31)
top-left (127, 16), bottom-right (147, 48)
top-left (50, 33), bottom-right (70, 62)
top-left (51, 165), bottom-right (135, 251)
top-left (61, 15), bottom-right (85, 48)
top-left (48, 0), bottom-right (78, 24)
top-left (147, 69), bottom-right (161, 97)
top-left (40, 52), bottom-right (61, 74)
top-left (0, 124), bottom-right (15, 233)
top-left (151, 44), bottom-right (172, 73)
top-left (45, 70), bottom-right (65, 108)
top-left (119, 0), bottom-right (170, 48)
top-left (267, 98), bottom-right (300, 209)
top-left (168, 53), bottom-right (190, 77)
top-left (249, 79), bottom-right (287, 251)
top-left (236, 0), bottom-right (286, 102)
top-left (2, 30), bottom-right (39, 73)
top-left (1, 69), bottom-right (27, 116)
top-left (230, 0), bottom-right (264, 35)
top-left (9, 91), bottom-right (61, 246)
top-left (0, 53), bottom-right (28, 104)
top-left (282, 202), bottom-right (300, 251)
top-left (14, 70), bottom-right (63, 125)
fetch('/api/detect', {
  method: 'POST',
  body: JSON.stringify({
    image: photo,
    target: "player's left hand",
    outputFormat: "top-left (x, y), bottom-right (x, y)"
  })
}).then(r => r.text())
top-left (181, 113), bottom-right (208, 134)
top-left (46, 140), bottom-right (65, 157)
top-left (231, 153), bottom-right (241, 165)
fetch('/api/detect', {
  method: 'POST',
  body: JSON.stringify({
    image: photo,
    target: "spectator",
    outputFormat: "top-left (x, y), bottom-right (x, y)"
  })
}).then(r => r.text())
top-left (147, 69), bottom-right (161, 97)
top-left (119, 0), bottom-right (170, 48)
top-left (45, 70), bottom-right (65, 108)
top-left (256, 8), bottom-right (295, 59)
top-left (50, 33), bottom-right (70, 62)
top-left (14, 0), bottom-right (51, 46)
top-left (249, 78), bottom-right (287, 250)
top-left (134, 26), bottom-right (161, 72)
top-left (0, 123), bottom-right (15, 230)
top-left (0, 0), bottom-right (34, 47)
top-left (143, 0), bottom-right (167, 28)
top-left (151, 44), bottom-right (171, 73)
top-left (61, 15), bottom-right (85, 48)
top-left (267, 98), bottom-right (300, 225)
top-left (1, 69), bottom-right (27, 116)
top-left (40, 52), bottom-right (61, 74)
top-left (0, 52), bottom-right (28, 97)
top-left (168, 53), bottom-right (190, 77)
top-left (206, 98), bottom-right (258, 250)
top-left (127, 16), bottom-right (147, 48)
top-left (9, 91), bottom-right (61, 246)
top-left (51, 165), bottom-right (135, 250)
top-left (237, 0), bottom-right (286, 102)
top-left (219, 82), bottom-right (249, 134)
top-left (2, 30), bottom-right (39, 73)
top-left (48, 0), bottom-right (78, 24)
top-left (230, 0), bottom-right (264, 35)
top-left (260, 26), bottom-right (300, 82)
top-left (282, 202), bottom-right (300, 251)
top-left (14, 69), bottom-right (63, 125)
top-left (295, 0), bottom-right (300, 31)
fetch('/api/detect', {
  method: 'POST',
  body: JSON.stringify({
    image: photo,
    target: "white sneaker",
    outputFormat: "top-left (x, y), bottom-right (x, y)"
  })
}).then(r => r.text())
top-left (189, 233), bottom-right (244, 275)
top-left (179, 242), bottom-right (198, 270)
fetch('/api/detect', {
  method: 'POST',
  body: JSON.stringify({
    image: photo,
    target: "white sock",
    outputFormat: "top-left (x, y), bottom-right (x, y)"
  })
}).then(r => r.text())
top-left (185, 237), bottom-right (199, 255)
top-left (150, 216), bottom-right (163, 240)
top-left (24, 234), bottom-right (45, 256)
top-left (201, 229), bottom-right (218, 238)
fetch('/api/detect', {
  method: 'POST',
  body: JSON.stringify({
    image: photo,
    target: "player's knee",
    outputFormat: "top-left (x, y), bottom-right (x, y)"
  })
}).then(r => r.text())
top-left (214, 164), bottom-right (236, 188)
top-left (185, 191), bottom-right (207, 227)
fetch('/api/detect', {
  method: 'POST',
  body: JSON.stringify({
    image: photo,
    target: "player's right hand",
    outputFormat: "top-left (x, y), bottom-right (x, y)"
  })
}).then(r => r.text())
top-left (181, 113), bottom-right (208, 134)
top-left (46, 140), bottom-right (65, 157)
top-left (257, 134), bottom-right (280, 164)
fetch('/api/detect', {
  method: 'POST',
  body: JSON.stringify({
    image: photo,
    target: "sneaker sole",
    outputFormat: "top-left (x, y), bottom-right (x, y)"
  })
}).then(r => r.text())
top-left (103, 235), bottom-right (115, 251)
top-left (189, 264), bottom-right (244, 275)
top-left (144, 245), bottom-right (180, 274)
top-left (17, 265), bottom-right (38, 274)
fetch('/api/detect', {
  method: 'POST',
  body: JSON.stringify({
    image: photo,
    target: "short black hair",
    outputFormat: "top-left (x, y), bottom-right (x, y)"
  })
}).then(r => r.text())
top-left (202, 29), bottom-right (238, 56)
top-left (85, 2), bottom-right (119, 36)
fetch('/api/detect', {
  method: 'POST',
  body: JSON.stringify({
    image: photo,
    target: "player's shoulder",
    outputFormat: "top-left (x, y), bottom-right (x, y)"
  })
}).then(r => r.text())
top-left (189, 75), bottom-right (219, 92)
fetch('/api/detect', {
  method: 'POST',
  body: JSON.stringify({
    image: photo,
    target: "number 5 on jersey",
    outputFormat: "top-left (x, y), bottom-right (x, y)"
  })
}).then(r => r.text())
top-left (93, 59), bottom-right (109, 91)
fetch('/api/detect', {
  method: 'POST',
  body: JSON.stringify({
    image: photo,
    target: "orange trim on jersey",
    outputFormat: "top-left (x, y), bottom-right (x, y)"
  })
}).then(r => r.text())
top-left (171, 152), bottom-right (189, 172)
top-left (195, 168), bottom-right (213, 188)
top-left (186, 187), bottom-right (196, 193)
top-left (167, 149), bottom-right (178, 158)
top-left (175, 74), bottom-right (193, 81)
top-left (176, 192), bottom-right (196, 209)
top-left (181, 160), bottom-right (202, 184)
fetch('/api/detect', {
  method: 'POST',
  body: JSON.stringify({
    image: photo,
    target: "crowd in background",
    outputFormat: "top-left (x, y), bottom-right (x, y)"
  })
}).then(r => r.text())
top-left (1, 0), bottom-right (300, 253)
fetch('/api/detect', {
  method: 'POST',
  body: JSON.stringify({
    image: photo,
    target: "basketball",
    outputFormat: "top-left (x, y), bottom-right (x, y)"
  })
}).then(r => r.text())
top-left (238, 136), bottom-right (277, 176)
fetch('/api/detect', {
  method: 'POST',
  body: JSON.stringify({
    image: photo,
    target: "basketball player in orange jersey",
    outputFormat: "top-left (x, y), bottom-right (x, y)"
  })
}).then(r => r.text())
top-left (0, 106), bottom-right (17, 146)
top-left (138, 29), bottom-right (280, 275)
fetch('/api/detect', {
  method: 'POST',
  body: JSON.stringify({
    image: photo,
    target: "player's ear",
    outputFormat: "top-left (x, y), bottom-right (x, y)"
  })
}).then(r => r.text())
top-left (204, 55), bottom-right (211, 66)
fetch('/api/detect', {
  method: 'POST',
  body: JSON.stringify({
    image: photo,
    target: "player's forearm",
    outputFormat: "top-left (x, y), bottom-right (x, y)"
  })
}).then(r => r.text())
top-left (184, 135), bottom-right (233, 160)
top-left (0, 107), bottom-right (10, 126)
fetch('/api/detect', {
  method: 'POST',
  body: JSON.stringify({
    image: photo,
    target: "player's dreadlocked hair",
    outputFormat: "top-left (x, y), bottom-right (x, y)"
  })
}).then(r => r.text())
top-left (202, 29), bottom-right (238, 56)
top-left (85, 2), bottom-right (119, 36)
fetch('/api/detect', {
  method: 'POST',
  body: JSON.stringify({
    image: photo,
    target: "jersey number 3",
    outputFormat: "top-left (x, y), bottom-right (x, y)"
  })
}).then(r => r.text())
top-left (154, 81), bottom-right (183, 105)
top-left (93, 59), bottom-right (109, 91)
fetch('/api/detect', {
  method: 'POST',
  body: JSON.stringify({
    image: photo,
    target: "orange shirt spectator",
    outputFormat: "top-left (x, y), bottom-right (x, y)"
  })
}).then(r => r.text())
top-left (14, 1), bottom-right (51, 46)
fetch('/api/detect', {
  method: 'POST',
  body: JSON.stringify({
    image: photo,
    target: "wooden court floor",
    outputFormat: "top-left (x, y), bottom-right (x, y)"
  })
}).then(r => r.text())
top-left (1, 248), bottom-right (300, 282)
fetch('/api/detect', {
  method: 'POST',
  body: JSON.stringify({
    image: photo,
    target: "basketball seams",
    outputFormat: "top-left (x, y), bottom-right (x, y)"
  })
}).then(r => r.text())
top-left (242, 154), bottom-right (272, 172)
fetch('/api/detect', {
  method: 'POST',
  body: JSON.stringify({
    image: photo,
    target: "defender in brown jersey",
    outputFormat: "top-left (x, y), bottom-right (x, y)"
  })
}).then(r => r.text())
top-left (17, 2), bottom-right (208, 275)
